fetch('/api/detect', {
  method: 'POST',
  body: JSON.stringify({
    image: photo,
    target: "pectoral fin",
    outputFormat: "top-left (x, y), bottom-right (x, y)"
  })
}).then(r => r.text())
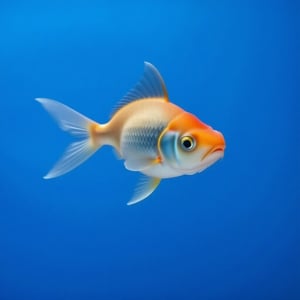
top-left (127, 176), bottom-right (161, 205)
top-left (124, 156), bottom-right (162, 171)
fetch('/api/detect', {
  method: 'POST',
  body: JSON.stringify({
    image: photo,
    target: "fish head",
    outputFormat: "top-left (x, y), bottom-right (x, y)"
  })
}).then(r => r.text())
top-left (159, 112), bottom-right (225, 175)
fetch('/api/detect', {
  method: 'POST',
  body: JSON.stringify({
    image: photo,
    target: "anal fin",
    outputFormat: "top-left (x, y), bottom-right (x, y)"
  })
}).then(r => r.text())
top-left (127, 176), bottom-right (161, 205)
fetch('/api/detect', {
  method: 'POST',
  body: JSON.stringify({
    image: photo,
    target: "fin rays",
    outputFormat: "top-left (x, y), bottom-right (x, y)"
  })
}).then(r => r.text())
top-left (112, 62), bottom-right (169, 116)
top-left (44, 140), bottom-right (97, 179)
top-left (36, 98), bottom-right (102, 179)
top-left (127, 176), bottom-right (161, 205)
top-left (36, 98), bottom-right (95, 137)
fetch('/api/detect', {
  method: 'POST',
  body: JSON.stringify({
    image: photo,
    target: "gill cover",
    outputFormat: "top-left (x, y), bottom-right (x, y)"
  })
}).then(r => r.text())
top-left (160, 131), bottom-right (180, 167)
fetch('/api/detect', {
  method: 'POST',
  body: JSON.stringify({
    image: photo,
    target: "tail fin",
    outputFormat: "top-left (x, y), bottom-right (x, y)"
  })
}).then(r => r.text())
top-left (36, 98), bottom-right (102, 179)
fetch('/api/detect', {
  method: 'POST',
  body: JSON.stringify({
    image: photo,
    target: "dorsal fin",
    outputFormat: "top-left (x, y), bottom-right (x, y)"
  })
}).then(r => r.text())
top-left (112, 62), bottom-right (169, 116)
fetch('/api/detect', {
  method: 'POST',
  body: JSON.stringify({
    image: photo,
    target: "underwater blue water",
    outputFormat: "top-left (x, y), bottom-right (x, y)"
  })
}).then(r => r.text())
top-left (0, 1), bottom-right (299, 299)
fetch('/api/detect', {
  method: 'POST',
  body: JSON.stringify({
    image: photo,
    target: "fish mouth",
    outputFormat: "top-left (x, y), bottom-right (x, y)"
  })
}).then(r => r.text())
top-left (202, 146), bottom-right (225, 161)
top-left (181, 147), bottom-right (225, 175)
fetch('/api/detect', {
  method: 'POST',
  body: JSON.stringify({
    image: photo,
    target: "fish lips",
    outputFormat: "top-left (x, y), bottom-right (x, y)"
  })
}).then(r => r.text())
top-left (183, 148), bottom-right (225, 175)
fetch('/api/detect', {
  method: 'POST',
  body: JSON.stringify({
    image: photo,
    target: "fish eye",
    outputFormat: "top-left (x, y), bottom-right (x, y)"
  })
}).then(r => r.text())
top-left (180, 136), bottom-right (196, 151)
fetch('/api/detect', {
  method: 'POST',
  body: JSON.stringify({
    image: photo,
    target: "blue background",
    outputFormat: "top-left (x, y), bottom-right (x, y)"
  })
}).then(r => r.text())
top-left (0, 1), bottom-right (299, 299)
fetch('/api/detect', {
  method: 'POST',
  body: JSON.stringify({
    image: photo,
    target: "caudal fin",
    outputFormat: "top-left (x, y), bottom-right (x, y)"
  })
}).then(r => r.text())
top-left (36, 98), bottom-right (102, 179)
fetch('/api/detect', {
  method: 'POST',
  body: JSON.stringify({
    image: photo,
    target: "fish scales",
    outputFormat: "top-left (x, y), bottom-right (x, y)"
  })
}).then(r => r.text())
top-left (121, 120), bottom-right (166, 158)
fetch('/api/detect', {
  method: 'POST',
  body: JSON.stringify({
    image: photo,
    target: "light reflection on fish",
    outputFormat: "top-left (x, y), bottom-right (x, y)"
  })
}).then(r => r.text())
top-left (36, 62), bottom-right (225, 205)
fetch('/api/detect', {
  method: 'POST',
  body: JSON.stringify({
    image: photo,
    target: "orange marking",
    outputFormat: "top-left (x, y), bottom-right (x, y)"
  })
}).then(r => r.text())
top-left (89, 123), bottom-right (101, 147)
top-left (168, 112), bottom-right (210, 131)
top-left (153, 156), bottom-right (162, 164)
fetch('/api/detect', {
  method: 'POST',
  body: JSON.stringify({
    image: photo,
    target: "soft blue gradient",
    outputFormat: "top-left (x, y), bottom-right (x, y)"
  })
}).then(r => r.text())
top-left (0, 1), bottom-right (299, 300)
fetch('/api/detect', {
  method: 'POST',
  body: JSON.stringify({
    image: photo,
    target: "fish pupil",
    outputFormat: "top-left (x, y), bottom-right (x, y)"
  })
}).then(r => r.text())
top-left (183, 140), bottom-right (192, 148)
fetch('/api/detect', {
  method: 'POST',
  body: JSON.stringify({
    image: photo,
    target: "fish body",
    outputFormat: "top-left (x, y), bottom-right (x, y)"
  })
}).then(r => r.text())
top-left (36, 62), bottom-right (225, 205)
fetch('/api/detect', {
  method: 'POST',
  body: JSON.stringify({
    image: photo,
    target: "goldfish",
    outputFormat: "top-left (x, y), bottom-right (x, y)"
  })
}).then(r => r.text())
top-left (36, 62), bottom-right (225, 205)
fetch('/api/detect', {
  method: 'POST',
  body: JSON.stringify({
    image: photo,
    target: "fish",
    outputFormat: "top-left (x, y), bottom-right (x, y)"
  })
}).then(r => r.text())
top-left (36, 62), bottom-right (225, 205)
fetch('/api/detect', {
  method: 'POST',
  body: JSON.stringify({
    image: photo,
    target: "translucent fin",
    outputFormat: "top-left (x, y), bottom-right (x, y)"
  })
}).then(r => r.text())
top-left (43, 140), bottom-right (97, 179)
top-left (36, 98), bottom-right (102, 179)
top-left (124, 158), bottom-right (153, 171)
top-left (127, 176), bottom-right (161, 205)
top-left (36, 98), bottom-right (96, 137)
top-left (124, 157), bottom-right (161, 172)
top-left (112, 62), bottom-right (169, 116)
